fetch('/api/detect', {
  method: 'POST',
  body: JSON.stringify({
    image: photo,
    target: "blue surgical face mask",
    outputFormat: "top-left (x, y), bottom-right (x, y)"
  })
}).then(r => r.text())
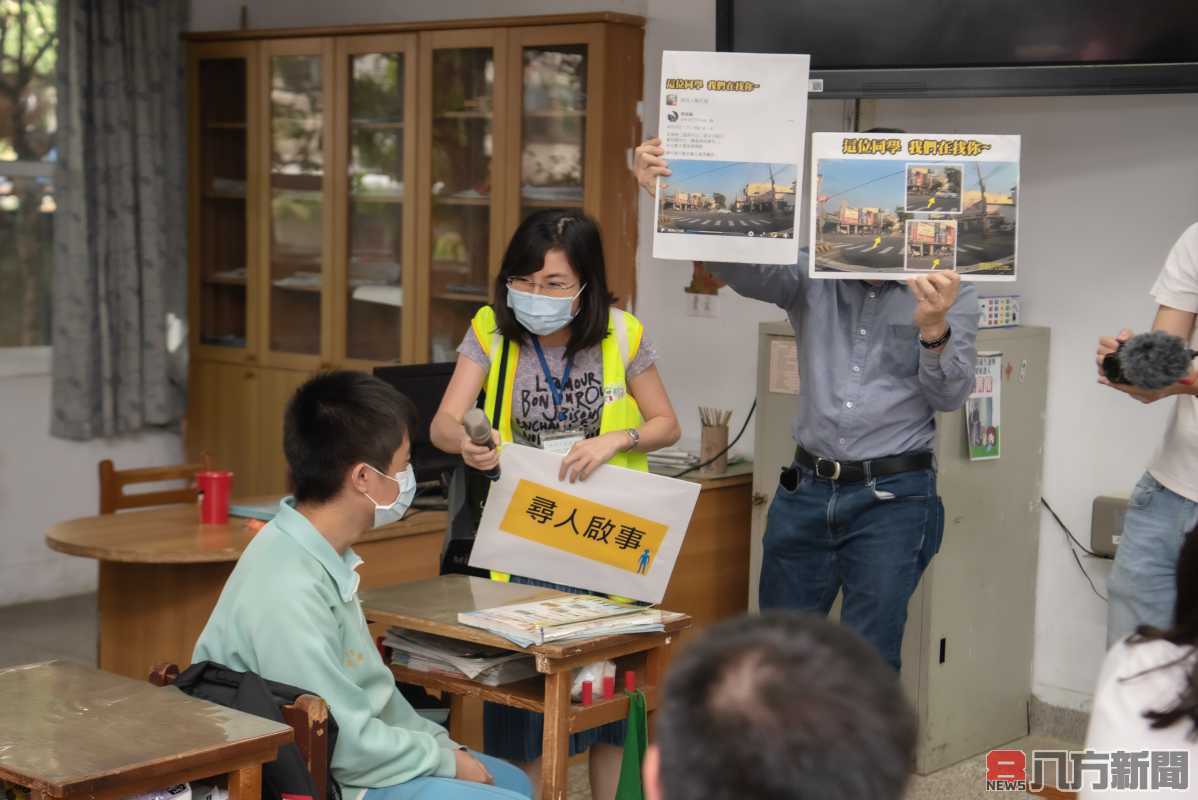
top-left (363, 463), bottom-right (416, 528)
top-left (507, 285), bottom-right (586, 336)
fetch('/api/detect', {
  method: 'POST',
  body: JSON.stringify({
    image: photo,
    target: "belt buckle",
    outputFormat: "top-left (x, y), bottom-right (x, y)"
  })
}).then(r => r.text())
top-left (814, 457), bottom-right (842, 481)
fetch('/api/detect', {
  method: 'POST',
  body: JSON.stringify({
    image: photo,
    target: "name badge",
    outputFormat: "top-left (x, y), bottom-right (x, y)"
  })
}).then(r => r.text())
top-left (540, 431), bottom-right (585, 455)
top-left (604, 386), bottom-right (626, 404)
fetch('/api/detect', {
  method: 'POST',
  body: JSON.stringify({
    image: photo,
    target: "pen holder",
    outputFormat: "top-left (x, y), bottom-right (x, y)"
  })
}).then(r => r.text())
top-left (699, 424), bottom-right (729, 477)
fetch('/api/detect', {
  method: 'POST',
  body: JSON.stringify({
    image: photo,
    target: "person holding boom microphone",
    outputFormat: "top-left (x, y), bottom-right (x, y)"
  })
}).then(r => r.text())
top-left (430, 208), bottom-right (681, 800)
top-left (634, 135), bottom-right (979, 672)
top-left (1098, 222), bottom-right (1198, 648)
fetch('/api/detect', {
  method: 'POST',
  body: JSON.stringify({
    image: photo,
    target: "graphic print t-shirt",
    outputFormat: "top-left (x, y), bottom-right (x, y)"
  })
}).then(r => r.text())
top-left (458, 326), bottom-right (657, 447)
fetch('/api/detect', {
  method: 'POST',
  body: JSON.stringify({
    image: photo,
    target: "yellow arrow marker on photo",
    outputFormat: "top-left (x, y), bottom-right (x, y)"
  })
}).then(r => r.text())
top-left (932, 258), bottom-right (941, 269)
top-left (927, 196), bottom-right (936, 208)
top-left (864, 235), bottom-right (882, 252)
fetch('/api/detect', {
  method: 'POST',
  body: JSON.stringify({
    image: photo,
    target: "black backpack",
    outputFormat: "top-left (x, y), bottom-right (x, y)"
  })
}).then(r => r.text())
top-left (173, 661), bottom-right (341, 800)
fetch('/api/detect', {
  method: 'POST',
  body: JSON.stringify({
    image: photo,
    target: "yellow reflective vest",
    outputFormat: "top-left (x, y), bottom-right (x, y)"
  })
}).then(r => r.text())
top-left (470, 305), bottom-right (649, 472)
top-left (470, 305), bottom-right (650, 587)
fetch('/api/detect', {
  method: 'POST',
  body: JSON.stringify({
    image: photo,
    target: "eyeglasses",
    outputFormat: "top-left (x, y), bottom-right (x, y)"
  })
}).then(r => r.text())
top-left (506, 276), bottom-right (583, 298)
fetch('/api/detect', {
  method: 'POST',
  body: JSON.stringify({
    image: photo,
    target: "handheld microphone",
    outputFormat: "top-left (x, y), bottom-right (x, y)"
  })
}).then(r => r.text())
top-left (1102, 330), bottom-right (1198, 390)
top-left (462, 408), bottom-right (501, 481)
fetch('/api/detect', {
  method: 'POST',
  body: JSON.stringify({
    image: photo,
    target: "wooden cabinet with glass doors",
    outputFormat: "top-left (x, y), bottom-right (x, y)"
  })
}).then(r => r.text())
top-left (184, 14), bottom-right (644, 494)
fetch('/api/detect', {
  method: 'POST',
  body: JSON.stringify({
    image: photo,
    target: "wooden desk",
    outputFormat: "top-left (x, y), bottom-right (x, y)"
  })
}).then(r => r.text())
top-left (362, 575), bottom-right (691, 800)
top-left (45, 500), bottom-right (447, 679)
top-left (0, 661), bottom-right (291, 800)
top-left (656, 462), bottom-right (753, 639)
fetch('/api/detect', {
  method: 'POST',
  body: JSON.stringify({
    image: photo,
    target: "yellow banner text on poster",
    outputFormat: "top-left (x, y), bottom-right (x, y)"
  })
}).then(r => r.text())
top-left (499, 479), bottom-right (668, 575)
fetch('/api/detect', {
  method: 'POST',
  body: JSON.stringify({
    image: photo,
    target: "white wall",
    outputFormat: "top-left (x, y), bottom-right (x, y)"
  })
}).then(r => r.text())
top-left (0, 372), bottom-right (181, 606)
top-left (836, 94), bottom-right (1196, 711)
top-left (185, 0), bottom-right (1197, 710)
top-left (635, 2), bottom-right (1198, 711)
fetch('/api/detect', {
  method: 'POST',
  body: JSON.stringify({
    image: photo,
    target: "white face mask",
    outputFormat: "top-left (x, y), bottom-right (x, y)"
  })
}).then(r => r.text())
top-left (362, 463), bottom-right (416, 528)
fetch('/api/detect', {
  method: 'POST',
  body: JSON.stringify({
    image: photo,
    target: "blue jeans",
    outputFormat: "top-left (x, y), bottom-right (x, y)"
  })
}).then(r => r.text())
top-left (1107, 472), bottom-right (1198, 647)
top-left (759, 463), bottom-right (944, 671)
top-left (362, 751), bottom-right (533, 800)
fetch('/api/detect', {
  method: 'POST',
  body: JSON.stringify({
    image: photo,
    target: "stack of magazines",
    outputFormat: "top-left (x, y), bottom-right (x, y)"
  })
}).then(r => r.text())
top-left (646, 448), bottom-right (699, 471)
top-left (458, 595), bottom-right (684, 648)
top-left (383, 629), bottom-right (538, 687)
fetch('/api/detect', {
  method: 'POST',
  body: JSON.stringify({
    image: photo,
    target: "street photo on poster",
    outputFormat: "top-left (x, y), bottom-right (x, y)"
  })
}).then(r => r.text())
top-left (809, 132), bottom-right (1020, 281)
top-left (905, 164), bottom-right (962, 213)
top-left (468, 444), bottom-right (700, 604)
top-left (653, 50), bottom-right (810, 265)
top-left (966, 352), bottom-right (1003, 461)
top-left (657, 160), bottom-right (797, 240)
top-left (905, 219), bottom-right (957, 272)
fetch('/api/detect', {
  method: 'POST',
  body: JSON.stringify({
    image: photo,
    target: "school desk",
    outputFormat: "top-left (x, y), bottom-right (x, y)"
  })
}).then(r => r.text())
top-left (0, 660), bottom-right (292, 800)
top-left (362, 575), bottom-right (691, 800)
top-left (45, 500), bottom-right (448, 679)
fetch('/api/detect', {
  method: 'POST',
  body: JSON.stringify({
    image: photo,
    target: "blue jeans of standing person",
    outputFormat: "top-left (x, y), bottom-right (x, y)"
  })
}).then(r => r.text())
top-left (759, 462), bottom-right (944, 671)
top-left (1107, 472), bottom-right (1198, 647)
top-left (363, 751), bottom-right (533, 800)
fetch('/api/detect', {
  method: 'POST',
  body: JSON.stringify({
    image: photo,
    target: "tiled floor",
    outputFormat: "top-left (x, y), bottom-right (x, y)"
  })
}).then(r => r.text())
top-left (0, 595), bottom-right (1075, 800)
top-left (0, 592), bottom-right (98, 668)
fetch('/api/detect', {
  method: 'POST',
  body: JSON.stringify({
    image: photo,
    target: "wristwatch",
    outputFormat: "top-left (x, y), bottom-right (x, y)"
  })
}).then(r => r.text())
top-left (623, 428), bottom-right (641, 452)
top-left (919, 325), bottom-right (952, 350)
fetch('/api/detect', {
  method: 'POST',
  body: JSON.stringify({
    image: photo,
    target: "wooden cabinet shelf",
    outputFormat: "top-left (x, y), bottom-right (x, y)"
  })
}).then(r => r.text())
top-left (436, 111), bottom-right (492, 120)
top-left (186, 15), bottom-right (645, 489)
top-left (433, 195), bottom-right (491, 206)
top-left (432, 291), bottom-right (490, 303)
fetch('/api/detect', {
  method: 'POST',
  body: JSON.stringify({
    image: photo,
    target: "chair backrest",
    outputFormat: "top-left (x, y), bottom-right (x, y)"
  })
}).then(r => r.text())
top-left (98, 460), bottom-right (205, 515)
top-left (150, 663), bottom-right (330, 800)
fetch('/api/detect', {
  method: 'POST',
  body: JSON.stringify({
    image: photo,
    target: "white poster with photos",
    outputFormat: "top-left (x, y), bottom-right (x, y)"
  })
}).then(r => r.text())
top-left (808, 132), bottom-right (1020, 281)
top-left (653, 50), bottom-right (810, 265)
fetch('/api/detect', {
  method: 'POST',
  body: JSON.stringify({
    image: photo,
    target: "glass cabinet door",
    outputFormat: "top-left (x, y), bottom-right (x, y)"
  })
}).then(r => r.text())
top-left (265, 41), bottom-right (331, 361)
top-left (337, 36), bottom-right (415, 365)
top-left (516, 40), bottom-right (589, 222)
top-left (192, 45), bottom-right (254, 354)
top-left (419, 31), bottom-right (507, 363)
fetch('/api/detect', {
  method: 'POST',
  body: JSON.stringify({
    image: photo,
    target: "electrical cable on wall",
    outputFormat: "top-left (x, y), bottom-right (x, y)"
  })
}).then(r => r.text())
top-left (1041, 497), bottom-right (1108, 602)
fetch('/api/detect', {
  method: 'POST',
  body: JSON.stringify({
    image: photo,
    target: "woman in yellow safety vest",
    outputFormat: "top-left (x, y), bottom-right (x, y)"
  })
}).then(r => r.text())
top-left (431, 209), bottom-right (681, 798)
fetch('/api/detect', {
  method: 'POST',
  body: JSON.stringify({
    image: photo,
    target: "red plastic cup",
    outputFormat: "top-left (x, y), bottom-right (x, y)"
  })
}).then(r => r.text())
top-left (196, 470), bottom-right (233, 524)
top-left (602, 675), bottom-right (615, 700)
top-left (624, 671), bottom-right (636, 692)
top-left (581, 680), bottom-right (593, 706)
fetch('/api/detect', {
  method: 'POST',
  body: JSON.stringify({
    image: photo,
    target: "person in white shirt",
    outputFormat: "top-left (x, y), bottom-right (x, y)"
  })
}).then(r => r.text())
top-left (1097, 223), bottom-right (1198, 645)
top-left (1084, 527), bottom-right (1198, 798)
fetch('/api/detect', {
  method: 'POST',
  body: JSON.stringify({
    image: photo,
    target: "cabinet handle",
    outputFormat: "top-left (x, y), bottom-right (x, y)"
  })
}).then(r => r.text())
top-left (245, 354), bottom-right (258, 363)
top-left (244, 371), bottom-right (256, 379)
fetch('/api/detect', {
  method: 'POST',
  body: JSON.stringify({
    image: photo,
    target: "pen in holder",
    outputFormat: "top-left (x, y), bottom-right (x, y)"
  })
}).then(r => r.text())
top-left (699, 406), bottom-right (732, 477)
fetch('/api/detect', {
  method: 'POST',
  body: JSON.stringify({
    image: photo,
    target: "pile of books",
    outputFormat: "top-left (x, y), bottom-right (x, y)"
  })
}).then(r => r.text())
top-left (383, 629), bottom-right (538, 687)
top-left (457, 594), bottom-right (683, 648)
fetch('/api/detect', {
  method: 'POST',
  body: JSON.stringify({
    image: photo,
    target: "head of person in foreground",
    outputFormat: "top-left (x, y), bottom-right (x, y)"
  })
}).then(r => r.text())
top-left (644, 612), bottom-right (918, 800)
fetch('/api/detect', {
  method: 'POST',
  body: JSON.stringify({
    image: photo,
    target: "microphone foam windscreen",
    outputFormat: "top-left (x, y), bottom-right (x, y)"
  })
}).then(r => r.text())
top-left (1122, 330), bottom-right (1192, 389)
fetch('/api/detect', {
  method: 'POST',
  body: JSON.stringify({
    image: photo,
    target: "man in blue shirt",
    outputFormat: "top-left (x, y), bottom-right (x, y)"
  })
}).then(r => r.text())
top-left (636, 139), bottom-right (979, 670)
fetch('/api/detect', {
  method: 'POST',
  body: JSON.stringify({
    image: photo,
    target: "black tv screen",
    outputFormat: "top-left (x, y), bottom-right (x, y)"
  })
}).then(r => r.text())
top-left (716, 0), bottom-right (1198, 97)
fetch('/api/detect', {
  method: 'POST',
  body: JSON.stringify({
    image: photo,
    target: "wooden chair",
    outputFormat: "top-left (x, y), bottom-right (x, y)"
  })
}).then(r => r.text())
top-left (98, 459), bottom-right (206, 514)
top-left (150, 663), bottom-right (331, 800)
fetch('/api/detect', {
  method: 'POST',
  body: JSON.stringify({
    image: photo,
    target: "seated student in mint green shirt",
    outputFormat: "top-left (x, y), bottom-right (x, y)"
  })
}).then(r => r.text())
top-left (193, 371), bottom-right (532, 800)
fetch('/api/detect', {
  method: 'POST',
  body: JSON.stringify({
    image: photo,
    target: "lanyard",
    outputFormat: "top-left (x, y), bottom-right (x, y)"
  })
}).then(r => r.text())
top-left (531, 338), bottom-right (574, 422)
